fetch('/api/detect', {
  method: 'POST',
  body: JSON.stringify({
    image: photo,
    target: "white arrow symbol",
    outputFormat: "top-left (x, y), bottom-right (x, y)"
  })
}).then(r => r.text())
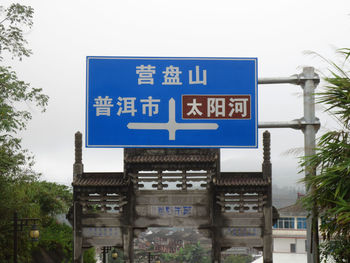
top-left (127, 98), bottom-right (219, 140)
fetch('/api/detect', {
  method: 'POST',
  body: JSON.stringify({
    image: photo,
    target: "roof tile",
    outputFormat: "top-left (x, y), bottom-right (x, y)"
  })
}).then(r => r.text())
top-left (125, 154), bottom-right (217, 163)
top-left (73, 172), bottom-right (126, 187)
top-left (216, 172), bottom-right (268, 186)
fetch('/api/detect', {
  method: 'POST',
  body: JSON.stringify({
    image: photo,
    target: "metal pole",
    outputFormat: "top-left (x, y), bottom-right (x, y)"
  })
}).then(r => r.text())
top-left (259, 120), bottom-right (303, 130)
top-left (13, 212), bottom-right (17, 263)
top-left (301, 67), bottom-right (319, 263)
top-left (258, 74), bottom-right (319, 85)
top-left (148, 252), bottom-right (151, 263)
top-left (258, 75), bottom-right (300, 85)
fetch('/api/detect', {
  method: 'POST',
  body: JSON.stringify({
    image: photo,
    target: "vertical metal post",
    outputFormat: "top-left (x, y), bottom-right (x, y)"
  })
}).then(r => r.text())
top-left (148, 251), bottom-right (151, 263)
top-left (13, 212), bottom-right (18, 263)
top-left (302, 67), bottom-right (319, 263)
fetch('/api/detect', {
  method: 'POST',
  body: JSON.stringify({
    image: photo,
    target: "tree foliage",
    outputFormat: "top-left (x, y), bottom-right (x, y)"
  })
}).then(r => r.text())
top-left (0, 3), bottom-right (48, 180)
top-left (0, 3), bottom-right (34, 60)
top-left (301, 48), bottom-right (350, 261)
top-left (0, 180), bottom-right (74, 262)
top-left (83, 248), bottom-right (97, 263)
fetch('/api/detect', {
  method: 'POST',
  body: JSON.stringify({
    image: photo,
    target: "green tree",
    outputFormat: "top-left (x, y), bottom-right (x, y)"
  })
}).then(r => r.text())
top-left (30, 181), bottom-right (73, 261)
top-left (0, 3), bottom-right (98, 263)
top-left (0, 180), bottom-right (74, 262)
top-left (0, 3), bottom-right (48, 180)
top-left (0, 3), bottom-right (47, 261)
top-left (0, 4), bottom-right (90, 262)
top-left (301, 48), bottom-right (350, 262)
top-left (83, 248), bottom-right (97, 263)
top-left (30, 181), bottom-right (96, 263)
top-left (0, 3), bottom-right (34, 59)
top-left (174, 242), bottom-right (210, 263)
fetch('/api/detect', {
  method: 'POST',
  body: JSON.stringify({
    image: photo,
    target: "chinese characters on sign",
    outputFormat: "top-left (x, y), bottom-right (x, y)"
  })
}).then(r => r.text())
top-left (92, 95), bottom-right (251, 119)
top-left (82, 227), bottom-right (121, 237)
top-left (93, 96), bottom-right (160, 117)
top-left (136, 65), bottom-right (156, 85)
top-left (223, 227), bottom-right (261, 237)
top-left (135, 65), bottom-right (206, 86)
top-left (183, 95), bottom-right (251, 119)
top-left (93, 96), bottom-right (113, 116)
top-left (92, 65), bottom-right (250, 119)
top-left (93, 64), bottom-right (211, 118)
top-left (153, 206), bottom-right (193, 217)
top-left (162, 66), bottom-right (182, 85)
top-left (87, 57), bottom-right (257, 147)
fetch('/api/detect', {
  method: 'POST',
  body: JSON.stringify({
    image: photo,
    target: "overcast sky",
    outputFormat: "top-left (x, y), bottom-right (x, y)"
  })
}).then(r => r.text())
top-left (4, 0), bottom-right (350, 187)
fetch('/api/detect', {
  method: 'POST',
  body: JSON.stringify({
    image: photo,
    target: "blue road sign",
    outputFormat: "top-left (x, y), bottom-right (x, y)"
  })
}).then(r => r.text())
top-left (86, 57), bottom-right (258, 148)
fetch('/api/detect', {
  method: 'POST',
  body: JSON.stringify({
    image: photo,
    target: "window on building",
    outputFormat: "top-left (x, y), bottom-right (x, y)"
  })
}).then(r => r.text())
top-left (273, 217), bottom-right (295, 229)
top-left (297, 217), bottom-right (307, 229)
top-left (290, 243), bottom-right (296, 253)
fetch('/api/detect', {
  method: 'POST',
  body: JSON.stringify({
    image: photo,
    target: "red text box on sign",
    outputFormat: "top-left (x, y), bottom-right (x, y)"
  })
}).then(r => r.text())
top-left (182, 95), bottom-right (251, 120)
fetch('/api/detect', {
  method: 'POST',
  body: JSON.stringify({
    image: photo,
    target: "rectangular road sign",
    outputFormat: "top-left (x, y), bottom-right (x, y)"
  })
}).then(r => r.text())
top-left (86, 57), bottom-right (258, 148)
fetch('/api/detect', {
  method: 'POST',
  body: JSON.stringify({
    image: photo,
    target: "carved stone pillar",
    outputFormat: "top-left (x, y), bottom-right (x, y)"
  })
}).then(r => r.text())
top-left (262, 131), bottom-right (273, 263)
top-left (73, 132), bottom-right (84, 263)
top-left (123, 184), bottom-right (135, 262)
top-left (73, 201), bottom-right (83, 263)
top-left (73, 132), bottom-right (84, 178)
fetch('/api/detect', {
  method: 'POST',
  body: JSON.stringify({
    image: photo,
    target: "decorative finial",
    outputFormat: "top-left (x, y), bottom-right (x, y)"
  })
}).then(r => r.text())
top-left (75, 132), bottom-right (82, 164)
top-left (73, 131), bottom-right (83, 176)
top-left (263, 131), bottom-right (271, 164)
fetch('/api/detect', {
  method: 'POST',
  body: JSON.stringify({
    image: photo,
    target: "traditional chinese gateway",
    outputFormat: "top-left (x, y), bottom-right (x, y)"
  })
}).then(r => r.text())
top-left (68, 131), bottom-right (275, 263)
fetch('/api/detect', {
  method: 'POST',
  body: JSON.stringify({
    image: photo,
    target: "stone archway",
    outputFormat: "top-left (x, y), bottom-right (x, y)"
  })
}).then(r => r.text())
top-left (69, 131), bottom-right (273, 263)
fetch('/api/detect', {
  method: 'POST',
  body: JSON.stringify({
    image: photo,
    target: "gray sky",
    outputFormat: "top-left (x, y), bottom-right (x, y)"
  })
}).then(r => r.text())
top-left (5, 0), bottom-right (350, 187)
